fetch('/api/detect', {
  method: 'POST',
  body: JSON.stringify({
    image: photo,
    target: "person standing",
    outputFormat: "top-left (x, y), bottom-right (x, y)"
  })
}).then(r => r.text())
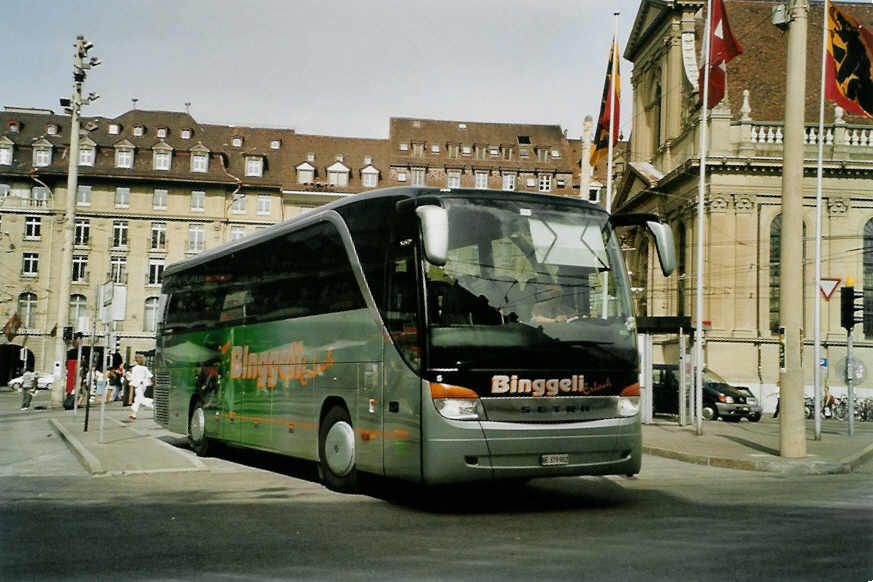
top-left (128, 354), bottom-right (154, 421)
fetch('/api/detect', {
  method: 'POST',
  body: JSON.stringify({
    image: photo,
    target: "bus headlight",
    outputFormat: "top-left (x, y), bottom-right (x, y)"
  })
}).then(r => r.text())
top-left (430, 382), bottom-right (482, 420)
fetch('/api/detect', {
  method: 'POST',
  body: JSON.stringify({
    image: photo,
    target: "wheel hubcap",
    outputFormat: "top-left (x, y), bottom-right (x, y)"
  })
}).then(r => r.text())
top-left (191, 407), bottom-right (205, 442)
top-left (324, 421), bottom-right (355, 477)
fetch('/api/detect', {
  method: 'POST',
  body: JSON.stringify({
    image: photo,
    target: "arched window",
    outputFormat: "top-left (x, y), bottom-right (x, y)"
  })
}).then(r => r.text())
top-left (143, 297), bottom-right (160, 332)
top-left (17, 292), bottom-right (37, 328)
top-left (863, 219), bottom-right (873, 338)
top-left (677, 222), bottom-right (686, 317)
top-left (769, 214), bottom-right (806, 334)
top-left (68, 294), bottom-right (87, 330)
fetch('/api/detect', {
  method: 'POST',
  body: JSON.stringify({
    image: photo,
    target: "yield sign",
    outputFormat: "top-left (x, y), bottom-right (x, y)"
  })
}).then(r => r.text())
top-left (820, 278), bottom-right (841, 300)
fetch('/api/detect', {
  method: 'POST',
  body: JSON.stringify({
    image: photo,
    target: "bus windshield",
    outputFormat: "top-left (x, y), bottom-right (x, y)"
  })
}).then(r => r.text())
top-left (425, 197), bottom-right (637, 372)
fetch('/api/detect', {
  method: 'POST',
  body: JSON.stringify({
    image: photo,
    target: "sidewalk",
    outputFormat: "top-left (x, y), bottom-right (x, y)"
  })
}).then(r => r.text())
top-left (642, 415), bottom-right (873, 474)
top-left (1, 388), bottom-right (204, 476)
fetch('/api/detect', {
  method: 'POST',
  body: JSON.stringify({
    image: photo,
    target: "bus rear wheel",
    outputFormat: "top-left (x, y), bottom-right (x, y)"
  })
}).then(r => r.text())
top-left (188, 399), bottom-right (210, 457)
top-left (319, 406), bottom-right (358, 493)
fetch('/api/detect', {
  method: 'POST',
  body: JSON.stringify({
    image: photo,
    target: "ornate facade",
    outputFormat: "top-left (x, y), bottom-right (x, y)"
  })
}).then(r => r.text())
top-left (618, 0), bottom-right (873, 409)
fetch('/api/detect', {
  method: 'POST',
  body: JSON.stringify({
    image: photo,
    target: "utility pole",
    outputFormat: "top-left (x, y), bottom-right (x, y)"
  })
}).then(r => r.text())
top-left (779, 0), bottom-right (808, 458)
top-left (580, 115), bottom-right (592, 200)
top-left (51, 35), bottom-right (100, 408)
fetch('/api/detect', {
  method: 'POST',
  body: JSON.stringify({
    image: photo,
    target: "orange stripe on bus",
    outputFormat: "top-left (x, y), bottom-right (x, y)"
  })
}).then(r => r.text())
top-left (218, 412), bottom-right (410, 441)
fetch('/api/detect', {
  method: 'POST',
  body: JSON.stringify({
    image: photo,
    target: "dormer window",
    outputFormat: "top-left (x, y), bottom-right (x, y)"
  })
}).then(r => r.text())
top-left (79, 140), bottom-right (97, 166)
top-left (361, 165), bottom-right (379, 188)
top-left (181, 128), bottom-right (192, 139)
top-left (33, 141), bottom-right (53, 167)
top-left (296, 161), bottom-right (315, 184)
top-left (46, 124), bottom-right (58, 136)
top-left (244, 156), bottom-right (263, 177)
top-left (0, 138), bottom-right (13, 165)
top-left (154, 151), bottom-right (170, 170)
top-left (157, 127), bottom-right (168, 138)
top-left (231, 136), bottom-right (243, 147)
top-left (108, 124), bottom-right (120, 135)
top-left (327, 161), bottom-right (350, 187)
top-left (133, 125), bottom-right (145, 137)
top-left (115, 143), bottom-right (134, 168)
top-left (307, 152), bottom-right (315, 162)
top-left (270, 139), bottom-right (280, 149)
top-left (190, 146), bottom-right (209, 173)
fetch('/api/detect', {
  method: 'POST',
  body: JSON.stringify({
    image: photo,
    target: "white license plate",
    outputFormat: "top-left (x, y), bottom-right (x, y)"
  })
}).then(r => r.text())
top-left (541, 454), bottom-right (569, 466)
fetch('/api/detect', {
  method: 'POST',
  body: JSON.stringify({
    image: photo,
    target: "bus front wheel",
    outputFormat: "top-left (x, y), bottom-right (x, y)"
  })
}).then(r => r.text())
top-left (318, 406), bottom-right (358, 492)
top-left (188, 399), bottom-right (210, 457)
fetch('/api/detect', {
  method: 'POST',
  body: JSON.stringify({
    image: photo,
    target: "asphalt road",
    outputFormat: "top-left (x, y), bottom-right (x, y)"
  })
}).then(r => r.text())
top-left (1, 408), bottom-right (871, 581)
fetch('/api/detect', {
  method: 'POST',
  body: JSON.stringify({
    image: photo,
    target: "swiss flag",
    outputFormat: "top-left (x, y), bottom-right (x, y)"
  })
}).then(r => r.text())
top-left (699, 0), bottom-right (743, 109)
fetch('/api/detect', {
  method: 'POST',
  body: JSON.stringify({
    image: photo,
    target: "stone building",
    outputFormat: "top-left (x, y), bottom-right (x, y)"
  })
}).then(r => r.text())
top-left (0, 108), bottom-right (585, 380)
top-left (618, 0), bottom-right (873, 408)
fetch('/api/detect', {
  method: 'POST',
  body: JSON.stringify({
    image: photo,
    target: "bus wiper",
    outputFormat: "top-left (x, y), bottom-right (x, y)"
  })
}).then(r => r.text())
top-left (579, 225), bottom-right (610, 272)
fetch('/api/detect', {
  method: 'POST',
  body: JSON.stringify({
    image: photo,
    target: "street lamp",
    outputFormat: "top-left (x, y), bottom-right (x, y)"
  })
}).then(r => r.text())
top-left (51, 35), bottom-right (100, 409)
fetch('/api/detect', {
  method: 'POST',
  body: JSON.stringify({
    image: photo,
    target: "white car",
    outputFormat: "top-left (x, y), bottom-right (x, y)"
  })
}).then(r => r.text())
top-left (8, 372), bottom-right (55, 391)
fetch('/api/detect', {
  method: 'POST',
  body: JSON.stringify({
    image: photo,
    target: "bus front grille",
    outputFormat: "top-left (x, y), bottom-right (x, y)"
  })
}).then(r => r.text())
top-left (153, 371), bottom-right (170, 427)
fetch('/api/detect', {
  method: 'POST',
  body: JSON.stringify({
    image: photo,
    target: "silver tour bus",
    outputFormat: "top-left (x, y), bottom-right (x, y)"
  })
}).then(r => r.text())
top-left (154, 187), bottom-right (675, 492)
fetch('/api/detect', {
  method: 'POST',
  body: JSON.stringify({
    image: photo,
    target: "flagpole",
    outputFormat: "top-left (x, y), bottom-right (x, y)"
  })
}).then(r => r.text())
top-left (695, 0), bottom-right (714, 437)
top-left (605, 12), bottom-right (619, 213)
top-left (813, 0), bottom-right (829, 441)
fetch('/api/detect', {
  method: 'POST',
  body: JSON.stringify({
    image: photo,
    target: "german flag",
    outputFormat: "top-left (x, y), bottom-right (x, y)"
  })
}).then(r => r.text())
top-left (590, 37), bottom-right (620, 168)
top-left (826, 4), bottom-right (873, 118)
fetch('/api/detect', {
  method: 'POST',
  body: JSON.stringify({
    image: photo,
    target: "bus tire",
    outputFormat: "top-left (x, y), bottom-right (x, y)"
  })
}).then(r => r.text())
top-left (188, 399), bottom-right (210, 457)
top-left (319, 406), bottom-right (358, 493)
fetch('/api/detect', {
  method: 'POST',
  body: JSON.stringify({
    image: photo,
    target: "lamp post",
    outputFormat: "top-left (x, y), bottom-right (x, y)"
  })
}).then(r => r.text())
top-left (51, 35), bottom-right (100, 408)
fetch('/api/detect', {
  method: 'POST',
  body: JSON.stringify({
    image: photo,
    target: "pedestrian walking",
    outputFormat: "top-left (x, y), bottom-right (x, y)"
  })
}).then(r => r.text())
top-left (128, 354), bottom-right (154, 421)
top-left (19, 370), bottom-right (36, 411)
top-left (106, 364), bottom-right (122, 403)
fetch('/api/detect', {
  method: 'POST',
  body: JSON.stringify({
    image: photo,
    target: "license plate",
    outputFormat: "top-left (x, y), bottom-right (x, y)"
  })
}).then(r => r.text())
top-left (541, 454), bottom-right (569, 466)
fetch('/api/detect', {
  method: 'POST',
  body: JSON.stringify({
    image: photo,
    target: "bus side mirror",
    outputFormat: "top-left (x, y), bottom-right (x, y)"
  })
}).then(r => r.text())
top-left (416, 205), bottom-right (448, 266)
top-left (645, 220), bottom-right (675, 277)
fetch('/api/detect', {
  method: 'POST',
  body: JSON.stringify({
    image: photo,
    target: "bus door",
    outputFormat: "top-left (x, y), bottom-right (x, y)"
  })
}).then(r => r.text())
top-left (381, 239), bottom-right (423, 480)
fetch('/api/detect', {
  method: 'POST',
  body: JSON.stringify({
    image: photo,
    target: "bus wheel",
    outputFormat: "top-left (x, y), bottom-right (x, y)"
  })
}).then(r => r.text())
top-left (188, 400), bottom-right (210, 457)
top-left (319, 406), bottom-right (358, 492)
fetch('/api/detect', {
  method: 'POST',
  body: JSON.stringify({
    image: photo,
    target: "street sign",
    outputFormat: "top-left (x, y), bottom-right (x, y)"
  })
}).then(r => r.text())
top-left (820, 277), bottom-right (840, 300)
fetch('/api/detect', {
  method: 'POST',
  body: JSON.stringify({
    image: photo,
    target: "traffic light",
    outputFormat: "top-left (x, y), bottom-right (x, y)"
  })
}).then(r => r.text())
top-left (840, 279), bottom-right (865, 331)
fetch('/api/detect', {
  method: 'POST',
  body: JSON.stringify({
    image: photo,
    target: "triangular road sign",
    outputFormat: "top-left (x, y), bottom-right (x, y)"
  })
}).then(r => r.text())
top-left (820, 278), bottom-right (840, 300)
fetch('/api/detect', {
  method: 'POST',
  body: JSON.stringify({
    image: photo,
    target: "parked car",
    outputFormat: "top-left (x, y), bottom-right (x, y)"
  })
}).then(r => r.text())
top-left (652, 364), bottom-right (762, 422)
top-left (8, 372), bottom-right (55, 391)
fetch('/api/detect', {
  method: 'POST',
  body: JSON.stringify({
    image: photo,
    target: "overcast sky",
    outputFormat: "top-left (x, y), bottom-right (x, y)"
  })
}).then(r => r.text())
top-left (8, 0), bottom-right (643, 140)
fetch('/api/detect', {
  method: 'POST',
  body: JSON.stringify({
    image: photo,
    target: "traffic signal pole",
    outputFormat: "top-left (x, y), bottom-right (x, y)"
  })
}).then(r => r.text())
top-left (840, 279), bottom-right (862, 436)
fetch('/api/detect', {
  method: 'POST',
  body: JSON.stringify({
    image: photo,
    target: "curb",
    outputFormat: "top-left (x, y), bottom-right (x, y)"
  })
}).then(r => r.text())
top-left (642, 446), bottom-right (853, 475)
top-left (643, 446), bottom-right (852, 475)
top-left (50, 418), bottom-right (105, 475)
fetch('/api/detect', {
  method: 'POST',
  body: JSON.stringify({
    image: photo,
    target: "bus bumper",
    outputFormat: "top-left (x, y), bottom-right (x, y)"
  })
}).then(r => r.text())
top-left (422, 414), bottom-right (641, 485)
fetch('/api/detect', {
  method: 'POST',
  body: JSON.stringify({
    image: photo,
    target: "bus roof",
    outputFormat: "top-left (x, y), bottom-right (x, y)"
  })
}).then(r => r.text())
top-left (162, 186), bottom-right (607, 278)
